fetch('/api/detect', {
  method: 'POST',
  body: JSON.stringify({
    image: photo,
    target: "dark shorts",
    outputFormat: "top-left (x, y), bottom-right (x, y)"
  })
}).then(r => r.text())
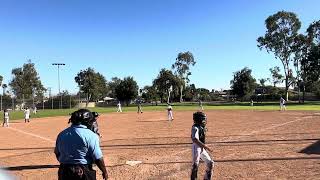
top-left (58, 164), bottom-right (96, 180)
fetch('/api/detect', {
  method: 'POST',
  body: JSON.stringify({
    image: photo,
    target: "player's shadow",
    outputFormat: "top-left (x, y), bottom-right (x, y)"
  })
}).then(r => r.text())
top-left (5, 163), bottom-right (133, 171)
top-left (8, 121), bottom-right (25, 124)
top-left (101, 132), bottom-right (319, 143)
top-left (5, 165), bottom-right (59, 171)
top-left (299, 140), bottom-right (320, 155)
top-left (100, 137), bottom-right (319, 151)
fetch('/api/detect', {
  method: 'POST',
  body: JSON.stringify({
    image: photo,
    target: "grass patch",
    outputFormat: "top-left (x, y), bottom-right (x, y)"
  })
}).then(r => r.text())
top-left (1, 101), bottom-right (319, 121)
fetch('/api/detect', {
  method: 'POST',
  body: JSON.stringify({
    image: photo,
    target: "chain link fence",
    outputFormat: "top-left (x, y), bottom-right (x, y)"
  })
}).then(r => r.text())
top-left (0, 93), bottom-right (89, 111)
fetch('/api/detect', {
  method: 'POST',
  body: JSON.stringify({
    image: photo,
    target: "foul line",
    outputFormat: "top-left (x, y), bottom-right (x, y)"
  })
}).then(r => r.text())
top-left (176, 115), bottom-right (313, 156)
top-left (245, 116), bottom-right (312, 136)
top-left (8, 127), bottom-right (55, 144)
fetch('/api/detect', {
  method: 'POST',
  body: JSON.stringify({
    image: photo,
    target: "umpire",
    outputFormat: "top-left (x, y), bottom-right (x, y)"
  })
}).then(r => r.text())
top-left (55, 109), bottom-right (108, 180)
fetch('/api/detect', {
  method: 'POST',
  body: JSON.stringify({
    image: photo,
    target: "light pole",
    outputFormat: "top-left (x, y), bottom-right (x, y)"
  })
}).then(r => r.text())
top-left (52, 63), bottom-right (65, 109)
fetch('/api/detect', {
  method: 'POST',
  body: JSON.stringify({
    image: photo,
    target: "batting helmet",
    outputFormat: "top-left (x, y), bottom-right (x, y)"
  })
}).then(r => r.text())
top-left (92, 112), bottom-right (99, 118)
top-left (193, 111), bottom-right (207, 126)
top-left (69, 109), bottom-right (94, 126)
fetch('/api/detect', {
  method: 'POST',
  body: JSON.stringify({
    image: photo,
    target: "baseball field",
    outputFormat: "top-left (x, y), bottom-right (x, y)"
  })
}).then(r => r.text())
top-left (1, 106), bottom-right (320, 179)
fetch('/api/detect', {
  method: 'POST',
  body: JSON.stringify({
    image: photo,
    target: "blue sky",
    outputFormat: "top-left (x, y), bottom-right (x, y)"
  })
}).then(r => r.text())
top-left (0, 0), bottom-right (319, 95)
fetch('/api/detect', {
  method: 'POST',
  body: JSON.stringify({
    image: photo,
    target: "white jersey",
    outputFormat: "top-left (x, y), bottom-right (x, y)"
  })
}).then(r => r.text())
top-left (24, 109), bottom-right (30, 119)
top-left (191, 126), bottom-right (201, 148)
top-left (4, 112), bottom-right (9, 119)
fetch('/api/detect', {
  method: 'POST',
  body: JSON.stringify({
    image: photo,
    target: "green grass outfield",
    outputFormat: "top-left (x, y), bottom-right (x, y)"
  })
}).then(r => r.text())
top-left (1, 101), bottom-right (319, 121)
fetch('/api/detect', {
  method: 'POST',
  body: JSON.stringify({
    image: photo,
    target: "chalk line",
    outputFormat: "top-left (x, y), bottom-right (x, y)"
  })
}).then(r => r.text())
top-left (8, 127), bottom-right (55, 144)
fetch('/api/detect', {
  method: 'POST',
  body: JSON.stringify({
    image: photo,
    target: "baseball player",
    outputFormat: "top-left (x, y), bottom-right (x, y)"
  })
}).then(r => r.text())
top-left (167, 103), bottom-right (174, 121)
top-left (280, 97), bottom-right (286, 111)
top-left (33, 106), bottom-right (37, 114)
top-left (24, 107), bottom-right (31, 123)
top-left (137, 99), bottom-right (143, 114)
top-left (191, 111), bottom-right (214, 180)
top-left (117, 101), bottom-right (122, 112)
top-left (90, 112), bottom-right (102, 138)
top-left (198, 100), bottom-right (204, 111)
top-left (2, 109), bottom-right (9, 127)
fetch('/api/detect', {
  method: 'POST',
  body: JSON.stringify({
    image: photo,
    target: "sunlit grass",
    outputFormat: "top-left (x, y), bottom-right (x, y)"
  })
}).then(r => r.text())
top-left (1, 101), bottom-right (319, 121)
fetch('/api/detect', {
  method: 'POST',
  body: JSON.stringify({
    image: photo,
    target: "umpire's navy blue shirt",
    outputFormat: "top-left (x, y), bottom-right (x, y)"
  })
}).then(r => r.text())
top-left (55, 124), bottom-right (103, 165)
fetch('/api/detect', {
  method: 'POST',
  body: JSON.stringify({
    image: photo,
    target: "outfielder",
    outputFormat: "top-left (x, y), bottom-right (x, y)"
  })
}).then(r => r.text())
top-left (280, 97), bottom-right (286, 111)
top-left (198, 100), bottom-right (204, 111)
top-left (137, 99), bottom-right (143, 114)
top-left (24, 107), bottom-right (31, 123)
top-left (117, 101), bottom-right (122, 112)
top-left (167, 103), bottom-right (174, 121)
top-left (2, 109), bottom-right (9, 127)
top-left (33, 106), bottom-right (37, 114)
top-left (191, 111), bottom-right (214, 180)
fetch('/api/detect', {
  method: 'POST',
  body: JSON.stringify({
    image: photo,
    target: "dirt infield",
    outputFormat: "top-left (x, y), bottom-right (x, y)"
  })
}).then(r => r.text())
top-left (0, 110), bottom-right (320, 179)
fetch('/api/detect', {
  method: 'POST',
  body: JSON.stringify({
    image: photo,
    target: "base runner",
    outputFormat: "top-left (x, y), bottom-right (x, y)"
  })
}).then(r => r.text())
top-left (191, 111), bottom-right (214, 180)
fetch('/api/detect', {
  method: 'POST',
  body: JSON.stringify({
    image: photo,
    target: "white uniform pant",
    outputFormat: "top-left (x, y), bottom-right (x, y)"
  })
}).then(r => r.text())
top-left (3, 118), bottom-right (9, 127)
top-left (192, 144), bottom-right (213, 166)
top-left (117, 106), bottom-right (122, 112)
top-left (168, 110), bottom-right (173, 121)
top-left (192, 144), bottom-right (214, 179)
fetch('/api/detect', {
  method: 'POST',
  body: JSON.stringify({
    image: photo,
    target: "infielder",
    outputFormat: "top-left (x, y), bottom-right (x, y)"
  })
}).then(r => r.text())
top-left (167, 103), bottom-right (174, 121)
top-left (191, 111), bottom-right (214, 180)
top-left (137, 99), bottom-right (143, 114)
top-left (24, 107), bottom-right (31, 123)
top-left (117, 101), bottom-right (122, 112)
top-left (280, 97), bottom-right (286, 111)
top-left (2, 109), bottom-right (9, 127)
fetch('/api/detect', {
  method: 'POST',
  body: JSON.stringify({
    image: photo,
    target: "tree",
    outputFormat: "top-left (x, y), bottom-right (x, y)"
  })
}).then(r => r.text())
top-left (0, 75), bottom-right (3, 87)
top-left (74, 68), bottom-right (108, 106)
top-left (107, 77), bottom-right (121, 98)
top-left (257, 11), bottom-right (301, 101)
top-left (296, 20), bottom-right (320, 101)
top-left (230, 67), bottom-right (257, 100)
top-left (141, 85), bottom-right (158, 104)
top-left (153, 69), bottom-right (180, 103)
top-left (301, 45), bottom-right (320, 92)
top-left (115, 77), bottom-right (139, 106)
top-left (307, 20), bottom-right (320, 45)
top-left (172, 51), bottom-right (196, 102)
top-left (269, 66), bottom-right (284, 87)
top-left (183, 84), bottom-right (197, 101)
top-left (9, 62), bottom-right (46, 101)
top-left (259, 78), bottom-right (268, 87)
top-left (195, 88), bottom-right (211, 101)
top-left (2, 84), bottom-right (8, 95)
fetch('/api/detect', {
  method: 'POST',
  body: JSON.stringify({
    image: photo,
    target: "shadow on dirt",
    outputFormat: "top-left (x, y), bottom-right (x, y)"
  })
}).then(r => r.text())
top-left (5, 155), bottom-right (320, 171)
top-left (100, 138), bottom-right (318, 150)
top-left (299, 140), bottom-right (320, 155)
top-left (101, 132), bottom-right (320, 143)
top-left (5, 165), bottom-right (59, 171)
